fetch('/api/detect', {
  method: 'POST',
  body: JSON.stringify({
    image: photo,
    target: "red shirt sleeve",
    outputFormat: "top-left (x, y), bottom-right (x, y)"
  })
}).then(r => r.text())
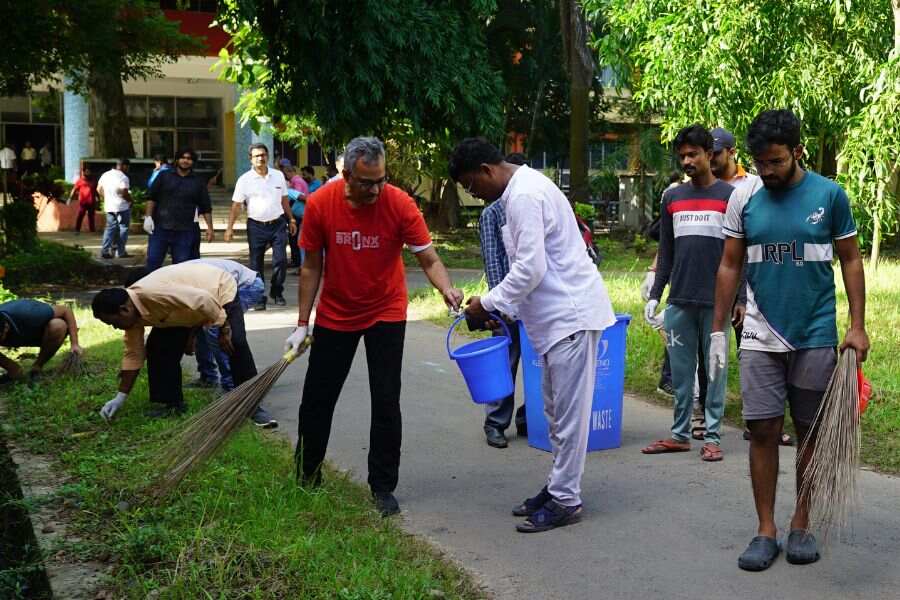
top-left (299, 188), bottom-right (325, 251)
top-left (399, 191), bottom-right (431, 249)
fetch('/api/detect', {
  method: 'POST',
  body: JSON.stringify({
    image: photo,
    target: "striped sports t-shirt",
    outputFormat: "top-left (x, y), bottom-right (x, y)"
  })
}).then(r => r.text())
top-left (723, 171), bottom-right (857, 352)
top-left (649, 179), bottom-right (735, 307)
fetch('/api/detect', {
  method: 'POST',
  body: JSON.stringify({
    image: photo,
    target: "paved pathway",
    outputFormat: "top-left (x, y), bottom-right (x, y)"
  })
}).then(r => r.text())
top-left (43, 232), bottom-right (900, 599)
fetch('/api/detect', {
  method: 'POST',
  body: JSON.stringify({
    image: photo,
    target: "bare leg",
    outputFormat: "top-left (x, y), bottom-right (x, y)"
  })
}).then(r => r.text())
top-left (790, 421), bottom-right (815, 531)
top-left (748, 416), bottom-right (784, 538)
top-left (32, 318), bottom-right (68, 372)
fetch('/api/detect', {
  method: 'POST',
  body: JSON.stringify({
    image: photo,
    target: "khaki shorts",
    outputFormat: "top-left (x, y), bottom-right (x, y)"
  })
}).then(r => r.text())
top-left (739, 347), bottom-right (837, 428)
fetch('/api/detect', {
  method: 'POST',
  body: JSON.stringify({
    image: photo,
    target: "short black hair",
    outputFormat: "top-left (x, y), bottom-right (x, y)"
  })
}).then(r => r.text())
top-left (117, 158), bottom-right (131, 167)
top-left (123, 267), bottom-right (150, 287)
top-left (153, 153), bottom-right (166, 163)
top-left (301, 165), bottom-right (314, 175)
top-left (668, 171), bottom-right (682, 185)
top-left (91, 288), bottom-right (129, 317)
top-left (448, 138), bottom-right (504, 182)
top-left (504, 152), bottom-right (528, 166)
top-left (177, 147), bottom-right (196, 161)
top-left (673, 124), bottom-right (713, 153)
top-left (746, 109), bottom-right (802, 156)
top-left (248, 143), bottom-right (268, 155)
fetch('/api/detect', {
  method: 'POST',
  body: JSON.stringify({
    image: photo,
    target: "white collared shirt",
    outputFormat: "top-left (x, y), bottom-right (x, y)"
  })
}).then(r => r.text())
top-left (233, 167), bottom-right (288, 222)
top-left (97, 168), bottom-right (131, 213)
top-left (0, 147), bottom-right (15, 169)
top-left (481, 166), bottom-right (616, 355)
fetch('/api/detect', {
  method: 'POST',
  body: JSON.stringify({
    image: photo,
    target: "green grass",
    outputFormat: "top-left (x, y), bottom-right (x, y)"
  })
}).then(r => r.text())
top-left (3, 308), bottom-right (485, 599)
top-left (409, 258), bottom-right (900, 474)
top-left (403, 228), bottom-right (484, 269)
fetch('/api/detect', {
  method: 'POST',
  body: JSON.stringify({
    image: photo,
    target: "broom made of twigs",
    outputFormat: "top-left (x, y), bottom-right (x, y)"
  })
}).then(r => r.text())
top-left (798, 348), bottom-right (860, 543)
top-left (149, 336), bottom-right (313, 499)
top-left (57, 351), bottom-right (87, 376)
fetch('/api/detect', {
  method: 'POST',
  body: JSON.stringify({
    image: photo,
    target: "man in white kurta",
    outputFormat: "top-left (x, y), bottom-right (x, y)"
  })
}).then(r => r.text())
top-left (450, 138), bottom-right (616, 533)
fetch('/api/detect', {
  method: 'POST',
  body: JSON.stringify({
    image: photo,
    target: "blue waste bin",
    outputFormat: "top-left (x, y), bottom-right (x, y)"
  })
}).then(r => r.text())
top-left (521, 314), bottom-right (631, 452)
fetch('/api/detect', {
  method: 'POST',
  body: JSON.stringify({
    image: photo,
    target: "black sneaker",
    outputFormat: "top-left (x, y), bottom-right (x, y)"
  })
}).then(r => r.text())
top-left (101, 252), bottom-right (113, 259)
top-left (249, 300), bottom-right (267, 311)
top-left (251, 406), bottom-right (278, 428)
top-left (272, 295), bottom-right (287, 306)
top-left (185, 378), bottom-right (218, 389)
top-left (117, 253), bottom-right (131, 258)
top-left (485, 427), bottom-right (508, 448)
top-left (656, 382), bottom-right (675, 398)
top-left (372, 491), bottom-right (400, 517)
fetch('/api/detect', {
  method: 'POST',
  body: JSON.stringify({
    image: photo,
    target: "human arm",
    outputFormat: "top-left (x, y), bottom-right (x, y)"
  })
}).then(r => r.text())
top-left (415, 246), bottom-right (463, 311)
top-left (480, 195), bottom-right (547, 314)
top-left (648, 196), bottom-right (673, 302)
top-left (51, 304), bottom-right (81, 354)
top-left (285, 248), bottom-right (323, 353)
top-left (835, 236), bottom-right (869, 362)
top-left (281, 193), bottom-right (297, 236)
top-left (224, 201), bottom-right (242, 242)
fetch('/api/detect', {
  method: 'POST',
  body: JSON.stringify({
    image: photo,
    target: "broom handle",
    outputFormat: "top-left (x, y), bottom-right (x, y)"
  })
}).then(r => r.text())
top-left (283, 336), bottom-right (313, 363)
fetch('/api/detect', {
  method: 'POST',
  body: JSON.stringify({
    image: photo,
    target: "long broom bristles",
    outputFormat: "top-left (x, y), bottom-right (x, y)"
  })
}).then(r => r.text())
top-left (57, 351), bottom-right (87, 376)
top-left (798, 348), bottom-right (860, 543)
top-left (150, 337), bottom-right (312, 498)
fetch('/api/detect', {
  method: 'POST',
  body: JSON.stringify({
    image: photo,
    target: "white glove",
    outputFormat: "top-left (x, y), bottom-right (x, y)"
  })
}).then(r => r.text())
top-left (640, 271), bottom-right (655, 302)
top-left (143, 215), bottom-right (155, 235)
top-left (100, 392), bottom-right (128, 422)
top-left (643, 299), bottom-right (661, 326)
top-left (284, 325), bottom-right (308, 355)
top-left (708, 332), bottom-right (728, 383)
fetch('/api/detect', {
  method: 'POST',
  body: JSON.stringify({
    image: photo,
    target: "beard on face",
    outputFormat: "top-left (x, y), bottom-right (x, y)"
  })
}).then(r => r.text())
top-left (761, 156), bottom-right (798, 190)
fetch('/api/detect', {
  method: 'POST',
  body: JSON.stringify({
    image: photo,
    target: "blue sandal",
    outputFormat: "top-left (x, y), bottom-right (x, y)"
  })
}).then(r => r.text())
top-left (738, 536), bottom-right (780, 571)
top-left (516, 499), bottom-right (582, 533)
top-left (512, 486), bottom-right (552, 517)
top-left (785, 529), bottom-right (820, 565)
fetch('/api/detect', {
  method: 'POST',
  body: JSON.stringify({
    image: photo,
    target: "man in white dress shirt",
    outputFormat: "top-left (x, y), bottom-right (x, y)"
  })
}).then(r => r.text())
top-left (97, 159), bottom-right (133, 259)
top-left (450, 138), bottom-right (616, 533)
top-left (225, 143), bottom-right (298, 309)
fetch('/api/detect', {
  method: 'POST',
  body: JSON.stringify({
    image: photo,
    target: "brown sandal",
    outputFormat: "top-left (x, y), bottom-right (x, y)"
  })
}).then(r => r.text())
top-left (700, 443), bottom-right (723, 462)
top-left (691, 418), bottom-right (706, 441)
top-left (642, 439), bottom-right (691, 454)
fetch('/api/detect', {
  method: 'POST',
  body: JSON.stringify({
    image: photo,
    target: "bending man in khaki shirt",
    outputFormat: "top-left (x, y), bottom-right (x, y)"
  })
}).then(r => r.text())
top-left (91, 262), bottom-right (276, 425)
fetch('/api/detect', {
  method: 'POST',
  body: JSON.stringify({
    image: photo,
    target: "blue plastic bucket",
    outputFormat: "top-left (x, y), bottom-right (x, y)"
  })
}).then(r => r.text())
top-left (522, 314), bottom-right (631, 452)
top-left (447, 314), bottom-right (514, 404)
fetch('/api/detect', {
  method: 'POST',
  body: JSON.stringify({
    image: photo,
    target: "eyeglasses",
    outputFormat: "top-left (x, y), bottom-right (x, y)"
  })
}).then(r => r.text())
top-left (351, 175), bottom-right (388, 190)
top-left (250, 153), bottom-right (267, 160)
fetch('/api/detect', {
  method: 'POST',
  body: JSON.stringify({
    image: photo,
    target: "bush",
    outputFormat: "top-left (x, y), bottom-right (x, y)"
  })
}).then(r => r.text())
top-left (1, 241), bottom-right (98, 290)
top-left (574, 202), bottom-right (596, 221)
top-left (0, 280), bottom-right (17, 303)
top-left (0, 200), bottom-right (39, 256)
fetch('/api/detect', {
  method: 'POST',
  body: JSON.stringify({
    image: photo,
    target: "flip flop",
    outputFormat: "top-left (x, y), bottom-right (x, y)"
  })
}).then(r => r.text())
top-left (738, 536), bottom-right (780, 571)
top-left (641, 439), bottom-right (691, 454)
top-left (691, 418), bottom-right (706, 441)
top-left (700, 443), bottom-right (723, 462)
top-left (785, 529), bottom-right (820, 565)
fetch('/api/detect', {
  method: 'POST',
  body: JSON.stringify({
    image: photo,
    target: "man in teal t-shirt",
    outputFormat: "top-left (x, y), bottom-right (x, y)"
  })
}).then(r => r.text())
top-left (710, 109), bottom-right (869, 572)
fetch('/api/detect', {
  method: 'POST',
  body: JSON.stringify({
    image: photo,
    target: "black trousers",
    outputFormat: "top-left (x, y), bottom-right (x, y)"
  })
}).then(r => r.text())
top-left (296, 321), bottom-right (405, 493)
top-left (247, 217), bottom-right (288, 298)
top-left (484, 322), bottom-right (524, 432)
top-left (146, 297), bottom-right (257, 406)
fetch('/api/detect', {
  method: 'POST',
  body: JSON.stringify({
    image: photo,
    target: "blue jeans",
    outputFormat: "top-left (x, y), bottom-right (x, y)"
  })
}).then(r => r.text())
top-left (145, 227), bottom-right (195, 271)
top-left (101, 209), bottom-right (131, 257)
top-left (194, 278), bottom-right (263, 390)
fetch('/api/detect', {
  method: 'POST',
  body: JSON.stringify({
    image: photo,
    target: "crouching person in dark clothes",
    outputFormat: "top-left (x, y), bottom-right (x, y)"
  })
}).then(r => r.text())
top-left (0, 299), bottom-right (82, 383)
top-left (91, 262), bottom-right (276, 426)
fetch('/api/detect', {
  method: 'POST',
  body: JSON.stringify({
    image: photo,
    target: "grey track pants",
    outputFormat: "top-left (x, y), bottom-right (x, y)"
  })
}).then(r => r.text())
top-left (542, 329), bottom-right (602, 507)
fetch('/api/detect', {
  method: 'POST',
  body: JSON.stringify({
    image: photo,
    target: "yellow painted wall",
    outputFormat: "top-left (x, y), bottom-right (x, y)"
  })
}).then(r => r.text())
top-left (223, 111), bottom-right (235, 187)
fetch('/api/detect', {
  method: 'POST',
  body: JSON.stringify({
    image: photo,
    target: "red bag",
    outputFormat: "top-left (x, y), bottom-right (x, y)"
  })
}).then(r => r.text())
top-left (857, 368), bottom-right (872, 415)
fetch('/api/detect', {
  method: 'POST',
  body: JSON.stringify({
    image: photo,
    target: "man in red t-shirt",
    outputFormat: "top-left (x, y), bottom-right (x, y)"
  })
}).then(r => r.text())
top-left (284, 136), bottom-right (463, 516)
top-left (69, 166), bottom-right (99, 233)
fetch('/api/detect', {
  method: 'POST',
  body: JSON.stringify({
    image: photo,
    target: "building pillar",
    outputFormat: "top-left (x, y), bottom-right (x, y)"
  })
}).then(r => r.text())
top-left (63, 87), bottom-right (90, 182)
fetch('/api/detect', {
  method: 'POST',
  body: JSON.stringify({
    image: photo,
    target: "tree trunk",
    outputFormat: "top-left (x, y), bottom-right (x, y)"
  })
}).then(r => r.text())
top-left (528, 78), bottom-right (547, 154)
top-left (560, 0), bottom-right (594, 204)
top-left (88, 67), bottom-right (135, 159)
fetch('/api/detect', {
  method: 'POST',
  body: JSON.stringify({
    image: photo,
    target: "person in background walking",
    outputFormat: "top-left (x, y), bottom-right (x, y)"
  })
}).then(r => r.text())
top-left (39, 143), bottom-right (52, 171)
top-left (147, 154), bottom-right (171, 188)
top-left (224, 143), bottom-right (297, 309)
top-left (642, 124), bottom-right (733, 462)
top-left (476, 152), bottom-right (527, 449)
top-left (144, 148), bottom-right (214, 270)
top-left (97, 159), bottom-right (132, 259)
top-left (284, 136), bottom-right (463, 517)
top-left (69, 166), bottom-right (99, 234)
top-left (452, 138), bottom-right (616, 533)
top-left (303, 165), bottom-right (322, 194)
top-left (0, 142), bottom-right (16, 203)
top-left (283, 164), bottom-right (308, 268)
top-left (20, 141), bottom-right (38, 175)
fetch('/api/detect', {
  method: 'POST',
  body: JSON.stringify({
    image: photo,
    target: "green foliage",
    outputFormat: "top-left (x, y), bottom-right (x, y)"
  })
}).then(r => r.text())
top-left (574, 201), bottom-right (597, 220)
top-left (3, 311), bottom-right (486, 598)
top-left (217, 0), bottom-right (504, 147)
top-left (0, 2), bottom-right (199, 96)
top-left (1, 241), bottom-right (98, 290)
top-left (0, 201), bottom-right (39, 257)
top-left (0, 282), bottom-right (17, 303)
